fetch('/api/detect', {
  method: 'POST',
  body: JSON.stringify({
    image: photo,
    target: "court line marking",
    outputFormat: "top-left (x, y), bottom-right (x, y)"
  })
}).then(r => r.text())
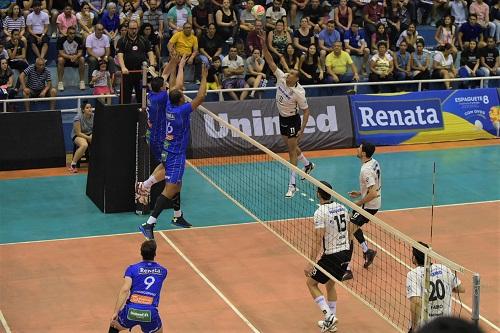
top-left (0, 310), bottom-right (12, 333)
top-left (1, 199), bottom-right (498, 247)
top-left (157, 231), bottom-right (261, 333)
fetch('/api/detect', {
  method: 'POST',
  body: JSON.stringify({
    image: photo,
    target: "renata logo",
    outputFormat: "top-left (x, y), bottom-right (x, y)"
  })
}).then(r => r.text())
top-left (354, 99), bottom-right (443, 133)
top-left (204, 106), bottom-right (339, 138)
top-left (139, 267), bottom-right (162, 275)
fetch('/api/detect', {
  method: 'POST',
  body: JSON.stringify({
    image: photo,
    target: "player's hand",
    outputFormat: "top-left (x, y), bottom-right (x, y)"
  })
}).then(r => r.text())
top-left (110, 312), bottom-right (118, 322)
top-left (179, 54), bottom-right (188, 67)
top-left (297, 129), bottom-right (304, 141)
top-left (122, 67), bottom-right (129, 75)
top-left (304, 264), bottom-right (314, 277)
top-left (348, 191), bottom-right (361, 198)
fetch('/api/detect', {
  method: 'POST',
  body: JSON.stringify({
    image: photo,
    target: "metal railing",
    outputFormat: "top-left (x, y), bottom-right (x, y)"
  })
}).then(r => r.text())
top-left (1, 94), bottom-right (117, 113)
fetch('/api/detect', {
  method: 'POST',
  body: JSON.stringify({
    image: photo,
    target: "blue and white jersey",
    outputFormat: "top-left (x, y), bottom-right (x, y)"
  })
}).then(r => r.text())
top-left (164, 102), bottom-right (192, 154)
top-left (125, 261), bottom-right (168, 308)
top-left (146, 90), bottom-right (170, 143)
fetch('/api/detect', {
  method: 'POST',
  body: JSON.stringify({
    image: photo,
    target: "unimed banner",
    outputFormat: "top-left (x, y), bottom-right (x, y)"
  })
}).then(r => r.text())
top-left (350, 88), bottom-right (500, 145)
top-left (189, 96), bottom-right (353, 157)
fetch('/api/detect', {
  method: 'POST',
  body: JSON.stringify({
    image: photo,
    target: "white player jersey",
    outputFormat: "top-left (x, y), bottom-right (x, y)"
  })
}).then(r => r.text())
top-left (274, 68), bottom-right (308, 117)
top-left (314, 202), bottom-right (350, 255)
top-left (359, 158), bottom-right (381, 210)
top-left (406, 264), bottom-right (461, 321)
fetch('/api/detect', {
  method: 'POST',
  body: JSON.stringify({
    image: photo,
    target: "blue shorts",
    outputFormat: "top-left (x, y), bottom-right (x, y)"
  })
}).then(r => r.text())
top-left (163, 151), bottom-right (186, 184)
top-left (117, 304), bottom-right (162, 333)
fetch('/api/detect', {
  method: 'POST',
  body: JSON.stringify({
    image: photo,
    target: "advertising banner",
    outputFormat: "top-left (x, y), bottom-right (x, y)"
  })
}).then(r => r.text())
top-left (350, 89), bottom-right (500, 145)
top-left (190, 96), bottom-right (353, 158)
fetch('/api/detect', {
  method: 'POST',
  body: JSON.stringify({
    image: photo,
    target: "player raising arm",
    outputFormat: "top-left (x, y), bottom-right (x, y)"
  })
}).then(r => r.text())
top-left (139, 64), bottom-right (209, 238)
top-left (258, 31), bottom-right (315, 198)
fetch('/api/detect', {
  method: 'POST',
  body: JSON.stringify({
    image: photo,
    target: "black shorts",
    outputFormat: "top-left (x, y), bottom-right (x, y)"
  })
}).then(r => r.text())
top-left (29, 33), bottom-right (49, 46)
top-left (310, 250), bottom-right (350, 284)
top-left (279, 114), bottom-right (301, 137)
top-left (29, 89), bottom-right (43, 98)
top-left (351, 208), bottom-right (378, 227)
top-left (63, 59), bottom-right (81, 67)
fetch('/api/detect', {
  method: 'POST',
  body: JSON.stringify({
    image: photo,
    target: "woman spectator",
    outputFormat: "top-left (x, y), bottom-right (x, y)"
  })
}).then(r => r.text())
top-left (434, 15), bottom-right (457, 57)
top-left (268, 19), bottom-right (292, 63)
top-left (280, 43), bottom-right (300, 72)
top-left (387, 0), bottom-right (402, 49)
top-left (140, 23), bottom-right (160, 63)
top-left (410, 40), bottom-right (431, 84)
top-left (298, 43), bottom-right (323, 84)
top-left (0, 58), bottom-right (17, 102)
top-left (77, 2), bottom-right (95, 42)
top-left (396, 22), bottom-right (420, 53)
top-left (334, 0), bottom-right (352, 37)
top-left (293, 17), bottom-right (314, 54)
top-left (371, 23), bottom-right (390, 54)
top-left (369, 41), bottom-right (394, 93)
top-left (69, 101), bottom-right (94, 173)
top-left (245, 49), bottom-right (266, 99)
top-left (119, 0), bottom-right (141, 25)
top-left (432, 43), bottom-right (457, 89)
top-left (215, 0), bottom-right (238, 44)
top-left (3, 4), bottom-right (26, 44)
top-left (6, 29), bottom-right (29, 73)
top-left (394, 40), bottom-right (412, 90)
top-left (459, 40), bottom-right (485, 88)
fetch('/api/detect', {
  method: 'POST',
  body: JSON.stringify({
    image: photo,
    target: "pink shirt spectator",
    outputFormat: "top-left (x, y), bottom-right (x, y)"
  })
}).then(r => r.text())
top-left (56, 13), bottom-right (78, 34)
top-left (469, 1), bottom-right (490, 26)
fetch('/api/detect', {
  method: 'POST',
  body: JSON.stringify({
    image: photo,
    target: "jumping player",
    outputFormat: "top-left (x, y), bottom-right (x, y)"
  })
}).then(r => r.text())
top-left (139, 64), bottom-right (208, 238)
top-left (406, 242), bottom-right (465, 332)
top-left (108, 240), bottom-right (167, 333)
top-left (342, 142), bottom-right (379, 281)
top-left (305, 181), bottom-right (352, 332)
top-left (258, 32), bottom-right (315, 198)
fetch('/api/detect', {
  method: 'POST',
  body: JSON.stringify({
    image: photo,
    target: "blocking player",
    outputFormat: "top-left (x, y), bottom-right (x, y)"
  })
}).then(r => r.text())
top-left (258, 32), bottom-right (315, 198)
top-left (305, 181), bottom-right (352, 332)
top-left (108, 240), bottom-right (167, 333)
top-left (342, 142), bottom-right (379, 281)
top-left (139, 64), bottom-right (209, 238)
top-left (406, 242), bottom-right (465, 332)
top-left (135, 55), bottom-right (186, 207)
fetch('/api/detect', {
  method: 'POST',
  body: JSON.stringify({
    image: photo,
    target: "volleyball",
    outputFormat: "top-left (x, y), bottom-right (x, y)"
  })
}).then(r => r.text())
top-left (251, 5), bottom-right (265, 19)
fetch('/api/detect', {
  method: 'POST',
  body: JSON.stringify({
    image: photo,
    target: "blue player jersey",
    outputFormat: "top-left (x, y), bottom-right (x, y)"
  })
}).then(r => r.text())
top-left (146, 91), bottom-right (170, 143)
top-left (164, 102), bottom-right (192, 154)
top-left (125, 261), bottom-right (168, 308)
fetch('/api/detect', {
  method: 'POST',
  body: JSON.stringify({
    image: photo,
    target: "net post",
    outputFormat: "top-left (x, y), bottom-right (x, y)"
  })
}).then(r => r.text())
top-left (471, 273), bottom-right (480, 326)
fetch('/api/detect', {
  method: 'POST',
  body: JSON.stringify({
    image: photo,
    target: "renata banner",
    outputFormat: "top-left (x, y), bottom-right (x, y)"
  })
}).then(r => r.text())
top-left (350, 89), bottom-right (500, 145)
top-left (188, 96), bottom-right (354, 158)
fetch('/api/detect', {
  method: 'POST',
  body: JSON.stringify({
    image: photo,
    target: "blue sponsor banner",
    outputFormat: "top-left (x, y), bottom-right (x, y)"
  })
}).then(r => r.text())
top-left (350, 89), bottom-right (500, 145)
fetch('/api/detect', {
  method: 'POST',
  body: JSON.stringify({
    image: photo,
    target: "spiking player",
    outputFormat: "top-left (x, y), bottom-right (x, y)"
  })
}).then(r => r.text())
top-left (305, 181), bottom-right (352, 333)
top-left (406, 242), bottom-right (465, 333)
top-left (258, 32), bottom-right (315, 198)
top-left (139, 64), bottom-right (209, 239)
top-left (135, 56), bottom-right (187, 227)
top-left (342, 142), bottom-right (379, 281)
top-left (108, 240), bottom-right (167, 333)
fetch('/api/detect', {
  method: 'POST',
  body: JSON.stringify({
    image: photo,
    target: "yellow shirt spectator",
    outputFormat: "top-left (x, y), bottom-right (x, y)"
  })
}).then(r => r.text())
top-left (325, 50), bottom-right (353, 75)
top-left (169, 30), bottom-right (198, 56)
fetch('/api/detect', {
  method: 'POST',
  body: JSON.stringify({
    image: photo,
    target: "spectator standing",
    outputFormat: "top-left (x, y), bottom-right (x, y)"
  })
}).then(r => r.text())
top-left (3, 4), bottom-right (26, 44)
top-left (369, 41), bottom-right (394, 93)
top-left (293, 17), bottom-right (315, 54)
top-left (86, 24), bottom-right (114, 85)
top-left (77, 2), bottom-right (95, 42)
top-left (325, 40), bottom-right (359, 84)
top-left (299, 43), bottom-right (323, 84)
top-left (166, 0), bottom-right (192, 35)
top-left (432, 43), bottom-right (457, 89)
top-left (117, 20), bottom-right (156, 104)
top-left (245, 48), bottom-right (266, 98)
top-left (221, 46), bottom-right (250, 100)
top-left (6, 29), bottom-right (29, 72)
top-left (459, 40), bottom-right (485, 88)
top-left (57, 26), bottom-right (85, 91)
top-left (410, 40), bottom-right (431, 83)
top-left (480, 36), bottom-right (500, 87)
top-left (19, 58), bottom-right (57, 111)
top-left (26, 1), bottom-right (50, 59)
top-left (215, 0), bottom-right (238, 45)
top-left (363, 0), bottom-right (384, 35)
top-left (101, 2), bottom-right (121, 41)
top-left (268, 19), bottom-right (292, 63)
top-left (318, 20), bottom-right (341, 67)
top-left (344, 20), bottom-right (369, 74)
top-left (56, 4), bottom-right (77, 37)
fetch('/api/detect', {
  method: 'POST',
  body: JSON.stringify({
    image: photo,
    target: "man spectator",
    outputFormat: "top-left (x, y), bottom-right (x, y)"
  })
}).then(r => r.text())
top-left (56, 4), bottom-right (77, 37)
top-left (167, 22), bottom-right (198, 66)
top-left (198, 23), bottom-right (222, 65)
top-left (57, 26), bottom-right (85, 91)
top-left (458, 14), bottom-right (485, 50)
top-left (222, 46), bottom-right (250, 101)
top-left (167, 0), bottom-right (192, 35)
top-left (480, 36), bottom-right (500, 87)
top-left (19, 58), bottom-right (57, 111)
top-left (6, 29), bottom-right (29, 72)
top-left (142, 0), bottom-right (164, 40)
top-left (50, 0), bottom-right (69, 37)
top-left (192, 0), bottom-right (213, 39)
top-left (325, 41), bottom-right (359, 84)
top-left (26, 1), bottom-right (50, 59)
top-left (266, 0), bottom-right (288, 31)
top-left (318, 20), bottom-right (341, 66)
top-left (101, 2), bottom-right (120, 41)
top-left (117, 20), bottom-right (156, 104)
top-left (303, 0), bottom-right (326, 33)
top-left (344, 20), bottom-right (369, 74)
top-left (363, 0), bottom-right (384, 35)
top-left (247, 20), bottom-right (264, 54)
top-left (240, 0), bottom-right (258, 39)
top-left (469, 0), bottom-right (495, 39)
top-left (86, 23), bottom-right (115, 86)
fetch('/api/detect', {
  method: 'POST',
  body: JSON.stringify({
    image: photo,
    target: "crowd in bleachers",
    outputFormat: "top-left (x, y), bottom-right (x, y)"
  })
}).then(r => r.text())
top-left (0, 0), bottom-right (499, 104)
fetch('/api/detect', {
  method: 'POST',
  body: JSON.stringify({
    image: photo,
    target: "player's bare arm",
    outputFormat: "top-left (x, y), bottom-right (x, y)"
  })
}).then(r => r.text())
top-left (355, 185), bottom-right (378, 207)
top-left (305, 227), bottom-right (325, 276)
top-left (409, 296), bottom-right (421, 331)
top-left (299, 107), bottom-right (310, 138)
top-left (453, 283), bottom-right (465, 293)
top-left (110, 277), bottom-right (132, 322)
top-left (258, 31), bottom-right (278, 73)
top-left (191, 64), bottom-right (208, 110)
top-left (348, 191), bottom-right (361, 198)
top-left (173, 55), bottom-right (188, 91)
